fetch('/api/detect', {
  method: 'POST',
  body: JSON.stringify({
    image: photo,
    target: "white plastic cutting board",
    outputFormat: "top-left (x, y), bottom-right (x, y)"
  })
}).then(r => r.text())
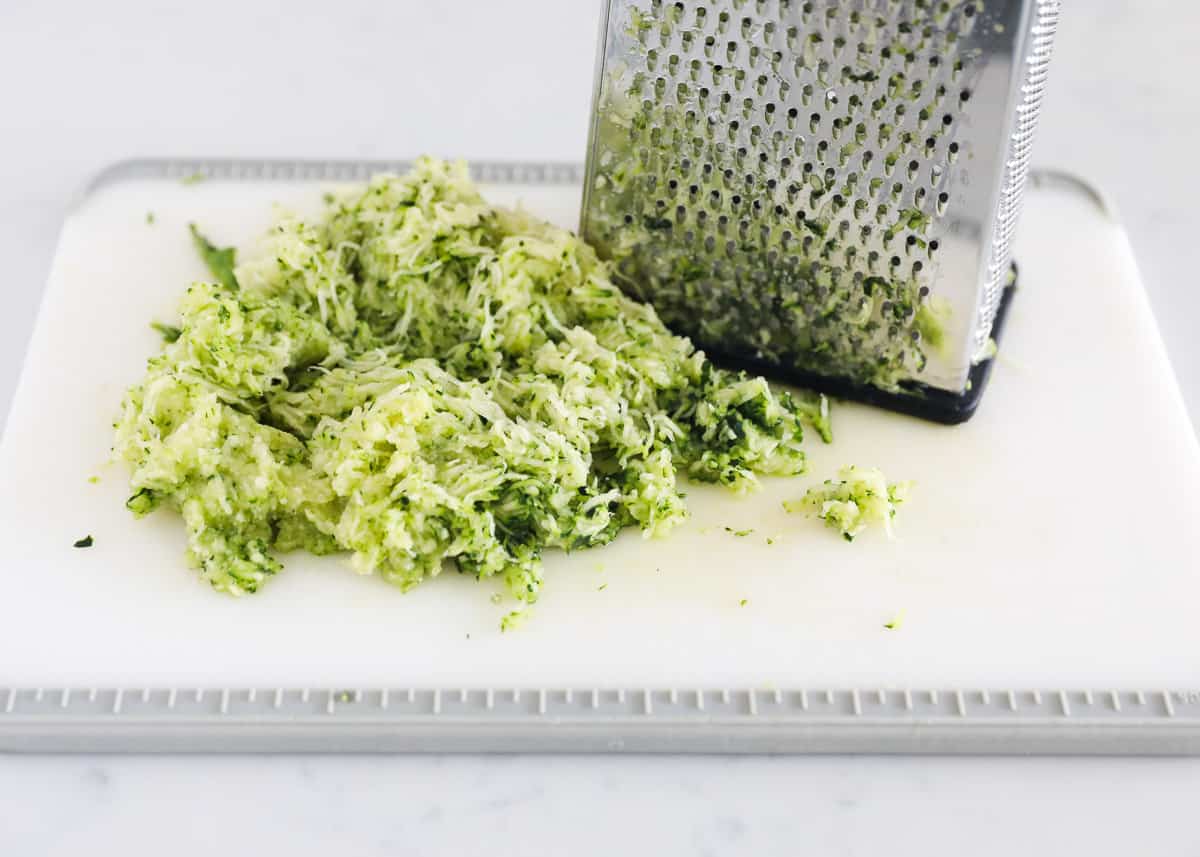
top-left (1, 172), bottom-right (1198, 691)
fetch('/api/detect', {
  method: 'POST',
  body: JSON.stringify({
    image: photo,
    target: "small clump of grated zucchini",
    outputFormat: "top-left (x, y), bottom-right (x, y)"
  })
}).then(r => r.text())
top-left (785, 465), bottom-right (910, 541)
top-left (114, 158), bottom-right (833, 607)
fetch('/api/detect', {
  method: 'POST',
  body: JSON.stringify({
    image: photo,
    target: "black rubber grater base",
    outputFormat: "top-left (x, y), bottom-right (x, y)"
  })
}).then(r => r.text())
top-left (703, 266), bottom-right (1019, 426)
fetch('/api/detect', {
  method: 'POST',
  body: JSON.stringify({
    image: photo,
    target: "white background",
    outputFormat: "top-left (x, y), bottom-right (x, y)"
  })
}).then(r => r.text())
top-left (2, 1), bottom-right (1198, 853)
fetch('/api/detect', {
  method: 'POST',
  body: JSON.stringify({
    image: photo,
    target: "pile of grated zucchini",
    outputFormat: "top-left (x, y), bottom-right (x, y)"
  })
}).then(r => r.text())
top-left (114, 158), bottom-right (833, 604)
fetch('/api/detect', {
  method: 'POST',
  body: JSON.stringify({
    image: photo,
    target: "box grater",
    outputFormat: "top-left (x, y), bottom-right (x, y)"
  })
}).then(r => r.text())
top-left (581, 0), bottom-right (1060, 422)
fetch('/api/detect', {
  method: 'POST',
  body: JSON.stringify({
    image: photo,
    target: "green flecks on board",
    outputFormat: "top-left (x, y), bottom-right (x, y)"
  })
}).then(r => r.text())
top-left (500, 609), bottom-right (531, 633)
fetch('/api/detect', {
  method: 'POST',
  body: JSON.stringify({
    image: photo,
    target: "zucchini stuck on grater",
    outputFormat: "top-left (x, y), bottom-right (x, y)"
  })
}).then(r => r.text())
top-left (582, 0), bottom-right (1060, 423)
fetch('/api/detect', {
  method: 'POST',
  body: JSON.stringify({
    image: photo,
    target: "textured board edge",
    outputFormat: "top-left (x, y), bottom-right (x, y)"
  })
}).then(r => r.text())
top-left (3, 687), bottom-right (1200, 754)
top-left (75, 157), bottom-right (587, 211)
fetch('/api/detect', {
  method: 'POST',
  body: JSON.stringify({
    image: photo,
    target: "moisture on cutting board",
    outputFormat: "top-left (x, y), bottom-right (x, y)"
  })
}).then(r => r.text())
top-left (112, 157), bottom-right (907, 621)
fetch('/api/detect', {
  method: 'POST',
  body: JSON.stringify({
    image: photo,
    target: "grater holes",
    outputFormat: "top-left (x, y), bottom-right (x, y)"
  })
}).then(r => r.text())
top-left (593, 0), bottom-right (990, 385)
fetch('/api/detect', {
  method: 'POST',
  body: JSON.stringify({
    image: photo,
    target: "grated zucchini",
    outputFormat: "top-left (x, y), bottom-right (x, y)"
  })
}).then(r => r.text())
top-left (115, 158), bottom-right (830, 603)
top-left (785, 465), bottom-right (910, 541)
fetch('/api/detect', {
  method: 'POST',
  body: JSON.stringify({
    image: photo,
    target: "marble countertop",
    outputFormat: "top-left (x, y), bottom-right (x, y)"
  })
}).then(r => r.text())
top-left (2, 1), bottom-right (1198, 853)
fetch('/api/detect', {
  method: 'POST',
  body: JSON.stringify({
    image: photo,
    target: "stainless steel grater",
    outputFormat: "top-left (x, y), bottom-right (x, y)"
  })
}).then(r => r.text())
top-left (581, 0), bottom-right (1060, 422)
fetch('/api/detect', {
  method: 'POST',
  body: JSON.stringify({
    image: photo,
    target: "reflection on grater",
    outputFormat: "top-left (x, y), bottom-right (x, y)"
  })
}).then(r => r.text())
top-left (582, 0), bottom-right (1059, 422)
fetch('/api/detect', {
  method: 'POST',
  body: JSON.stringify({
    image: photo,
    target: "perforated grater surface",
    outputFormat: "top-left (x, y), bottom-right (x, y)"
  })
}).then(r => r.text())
top-left (581, 0), bottom-right (1060, 422)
